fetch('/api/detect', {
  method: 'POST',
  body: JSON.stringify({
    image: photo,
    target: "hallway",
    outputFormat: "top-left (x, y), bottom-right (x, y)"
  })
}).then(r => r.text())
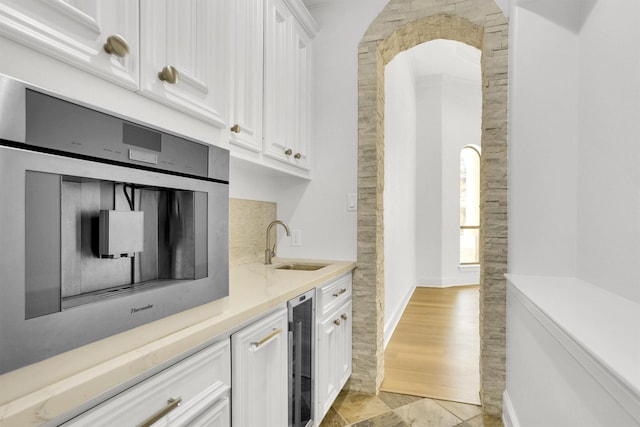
top-left (381, 286), bottom-right (480, 404)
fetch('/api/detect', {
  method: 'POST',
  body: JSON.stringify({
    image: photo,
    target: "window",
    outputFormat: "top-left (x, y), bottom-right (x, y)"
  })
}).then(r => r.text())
top-left (460, 145), bottom-right (480, 265)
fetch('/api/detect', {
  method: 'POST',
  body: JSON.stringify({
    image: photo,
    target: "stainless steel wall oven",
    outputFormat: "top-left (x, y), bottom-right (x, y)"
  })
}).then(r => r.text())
top-left (0, 74), bottom-right (230, 374)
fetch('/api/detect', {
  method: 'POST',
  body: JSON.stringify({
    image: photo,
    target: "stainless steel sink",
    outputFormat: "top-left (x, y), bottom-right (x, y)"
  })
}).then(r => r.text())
top-left (275, 263), bottom-right (328, 271)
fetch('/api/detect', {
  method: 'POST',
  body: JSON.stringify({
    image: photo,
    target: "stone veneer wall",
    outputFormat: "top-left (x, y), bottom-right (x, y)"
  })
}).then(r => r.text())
top-left (354, 0), bottom-right (508, 417)
top-left (229, 198), bottom-right (277, 265)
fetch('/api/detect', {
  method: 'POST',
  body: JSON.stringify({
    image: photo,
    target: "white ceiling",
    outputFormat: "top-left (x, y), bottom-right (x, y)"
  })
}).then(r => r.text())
top-left (404, 39), bottom-right (481, 82)
top-left (516, 0), bottom-right (598, 33)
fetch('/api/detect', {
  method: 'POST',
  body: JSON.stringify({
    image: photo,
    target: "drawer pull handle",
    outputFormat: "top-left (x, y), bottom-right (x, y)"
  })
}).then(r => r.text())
top-left (251, 328), bottom-right (282, 348)
top-left (230, 124), bottom-right (241, 133)
top-left (284, 148), bottom-right (293, 156)
top-left (334, 319), bottom-right (341, 326)
top-left (332, 288), bottom-right (347, 297)
top-left (139, 397), bottom-right (182, 427)
top-left (341, 313), bottom-right (348, 320)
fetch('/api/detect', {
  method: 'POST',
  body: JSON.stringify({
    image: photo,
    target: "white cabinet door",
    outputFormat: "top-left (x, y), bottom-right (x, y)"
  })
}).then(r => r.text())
top-left (316, 300), bottom-right (352, 421)
top-left (139, 0), bottom-right (228, 127)
top-left (315, 274), bottom-right (352, 423)
top-left (232, 307), bottom-right (288, 427)
top-left (316, 305), bottom-right (342, 420)
top-left (263, 0), bottom-right (294, 164)
top-left (336, 300), bottom-right (353, 390)
top-left (62, 339), bottom-right (231, 427)
top-left (290, 18), bottom-right (313, 170)
top-left (263, 0), bottom-right (315, 171)
top-left (228, 0), bottom-right (264, 153)
top-left (0, 0), bottom-right (139, 89)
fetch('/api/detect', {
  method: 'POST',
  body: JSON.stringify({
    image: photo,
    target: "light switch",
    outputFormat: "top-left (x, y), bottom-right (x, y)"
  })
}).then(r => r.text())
top-left (292, 229), bottom-right (302, 247)
top-left (347, 193), bottom-right (357, 211)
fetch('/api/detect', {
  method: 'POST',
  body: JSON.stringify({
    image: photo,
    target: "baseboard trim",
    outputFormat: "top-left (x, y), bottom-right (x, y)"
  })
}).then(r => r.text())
top-left (384, 285), bottom-right (415, 349)
top-left (416, 275), bottom-right (479, 288)
top-left (503, 390), bottom-right (520, 427)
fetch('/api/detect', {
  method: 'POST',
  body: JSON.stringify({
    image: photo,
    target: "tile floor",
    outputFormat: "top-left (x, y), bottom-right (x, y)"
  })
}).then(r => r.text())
top-left (319, 390), bottom-right (503, 427)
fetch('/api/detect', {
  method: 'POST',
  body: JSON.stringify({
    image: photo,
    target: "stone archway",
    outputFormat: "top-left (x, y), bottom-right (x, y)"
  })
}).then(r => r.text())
top-left (353, 2), bottom-right (509, 417)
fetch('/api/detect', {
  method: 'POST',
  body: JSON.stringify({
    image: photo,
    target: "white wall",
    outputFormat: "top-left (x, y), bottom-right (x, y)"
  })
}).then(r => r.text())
top-left (440, 76), bottom-right (481, 285)
top-left (508, 0), bottom-right (640, 302)
top-left (416, 77), bottom-right (444, 285)
top-left (576, 0), bottom-right (640, 304)
top-left (416, 75), bottom-right (481, 287)
top-left (383, 53), bottom-right (418, 344)
top-left (507, 0), bottom-right (640, 423)
top-left (230, 157), bottom-right (281, 202)
top-left (507, 6), bottom-right (579, 277)
top-left (275, 0), bottom-right (389, 261)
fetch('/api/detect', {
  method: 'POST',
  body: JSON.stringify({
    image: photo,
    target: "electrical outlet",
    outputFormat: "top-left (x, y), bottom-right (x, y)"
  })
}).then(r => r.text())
top-left (292, 229), bottom-right (302, 247)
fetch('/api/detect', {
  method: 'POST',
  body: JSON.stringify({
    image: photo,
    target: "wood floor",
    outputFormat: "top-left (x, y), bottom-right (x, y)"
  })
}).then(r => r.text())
top-left (380, 285), bottom-right (480, 405)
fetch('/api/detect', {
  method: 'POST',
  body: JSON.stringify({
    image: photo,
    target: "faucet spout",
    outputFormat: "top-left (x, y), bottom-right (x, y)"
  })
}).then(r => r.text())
top-left (265, 220), bottom-right (291, 264)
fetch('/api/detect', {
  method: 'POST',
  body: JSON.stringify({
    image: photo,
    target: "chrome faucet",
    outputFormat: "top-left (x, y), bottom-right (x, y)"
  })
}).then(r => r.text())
top-left (265, 220), bottom-right (291, 264)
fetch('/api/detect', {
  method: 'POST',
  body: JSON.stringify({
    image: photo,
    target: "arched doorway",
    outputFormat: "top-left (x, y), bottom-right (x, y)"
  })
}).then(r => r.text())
top-left (352, 4), bottom-right (509, 417)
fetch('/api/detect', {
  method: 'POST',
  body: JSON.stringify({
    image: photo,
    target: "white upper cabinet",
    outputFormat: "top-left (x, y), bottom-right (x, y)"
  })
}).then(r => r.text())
top-left (263, 0), bottom-right (315, 172)
top-left (0, 0), bottom-right (139, 89)
top-left (0, 0), bottom-right (314, 158)
top-left (229, 0), bottom-right (317, 177)
top-left (290, 18), bottom-right (313, 171)
top-left (228, 0), bottom-right (264, 153)
top-left (140, 0), bottom-right (228, 127)
top-left (263, 0), bottom-right (295, 165)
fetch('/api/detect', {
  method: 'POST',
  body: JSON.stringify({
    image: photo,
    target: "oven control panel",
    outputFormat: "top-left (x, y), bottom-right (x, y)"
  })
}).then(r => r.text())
top-left (23, 89), bottom-right (219, 179)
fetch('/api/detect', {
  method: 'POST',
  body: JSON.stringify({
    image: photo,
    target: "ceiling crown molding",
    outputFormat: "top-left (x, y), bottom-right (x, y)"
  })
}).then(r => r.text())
top-left (286, 0), bottom-right (320, 36)
top-left (302, 0), bottom-right (343, 10)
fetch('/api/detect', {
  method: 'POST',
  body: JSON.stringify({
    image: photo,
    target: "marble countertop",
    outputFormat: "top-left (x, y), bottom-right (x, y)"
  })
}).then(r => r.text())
top-left (0, 258), bottom-right (356, 426)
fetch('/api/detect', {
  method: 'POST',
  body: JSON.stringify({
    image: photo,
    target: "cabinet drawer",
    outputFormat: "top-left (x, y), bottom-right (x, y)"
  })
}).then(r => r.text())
top-left (63, 339), bottom-right (230, 426)
top-left (317, 272), bottom-right (352, 318)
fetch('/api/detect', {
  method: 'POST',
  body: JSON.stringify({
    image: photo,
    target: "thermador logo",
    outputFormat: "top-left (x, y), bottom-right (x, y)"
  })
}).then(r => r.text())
top-left (131, 304), bottom-right (154, 314)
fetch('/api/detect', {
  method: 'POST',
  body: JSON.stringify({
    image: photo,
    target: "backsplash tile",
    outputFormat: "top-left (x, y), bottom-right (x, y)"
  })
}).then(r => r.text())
top-left (229, 198), bottom-right (276, 265)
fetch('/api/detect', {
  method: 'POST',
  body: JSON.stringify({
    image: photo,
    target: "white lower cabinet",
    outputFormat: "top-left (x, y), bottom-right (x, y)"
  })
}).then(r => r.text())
top-left (62, 339), bottom-right (231, 426)
top-left (315, 273), bottom-right (353, 423)
top-left (60, 274), bottom-right (354, 427)
top-left (231, 306), bottom-right (288, 427)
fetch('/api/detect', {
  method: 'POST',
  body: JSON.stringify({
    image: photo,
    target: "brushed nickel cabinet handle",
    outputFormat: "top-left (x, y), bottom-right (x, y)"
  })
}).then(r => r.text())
top-left (332, 288), bottom-right (347, 297)
top-left (103, 34), bottom-right (129, 58)
top-left (251, 328), bottom-right (282, 348)
top-left (284, 148), bottom-right (293, 156)
top-left (341, 313), bottom-right (348, 320)
top-left (334, 319), bottom-right (341, 326)
top-left (158, 66), bottom-right (179, 84)
top-left (294, 152), bottom-right (301, 159)
top-left (230, 124), bottom-right (241, 133)
top-left (139, 397), bottom-right (182, 427)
